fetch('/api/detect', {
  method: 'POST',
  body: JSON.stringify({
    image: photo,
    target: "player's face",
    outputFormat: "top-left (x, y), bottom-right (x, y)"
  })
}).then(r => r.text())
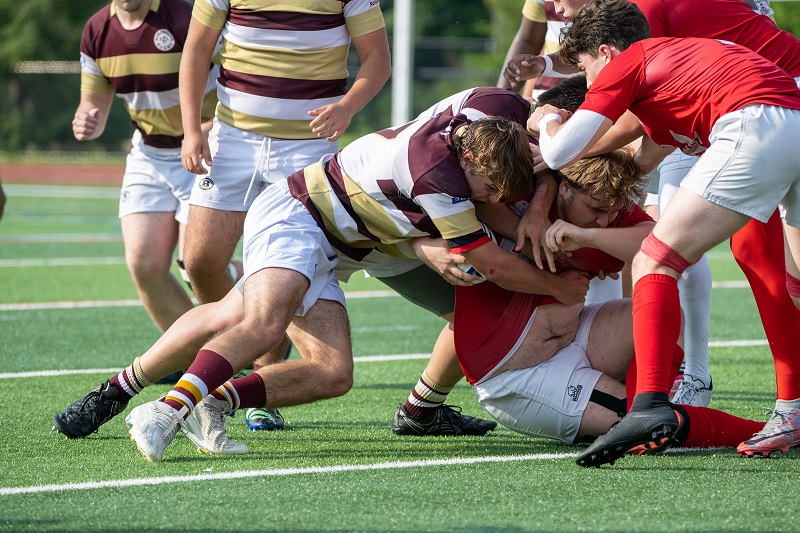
top-left (114, 0), bottom-right (147, 13)
top-left (463, 167), bottom-right (500, 205)
top-left (576, 53), bottom-right (608, 87)
top-left (549, 0), bottom-right (591, 20)
top-left (557, 182), bottom-right (618, 229)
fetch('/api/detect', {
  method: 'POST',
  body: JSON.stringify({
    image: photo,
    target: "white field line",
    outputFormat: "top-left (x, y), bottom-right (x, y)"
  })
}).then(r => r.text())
top-left (0, 257), bottom-right (126, 267)
top-left (4, 184), bottom-right (119, 199)
top-left (0, 234), bottom-right (122, 244)
top-left (0, 353), bottom-right (432, 380)
top-left (0, 290), bottom-right (398, 312)
top-left (0, 453), bottom-right (575, 496)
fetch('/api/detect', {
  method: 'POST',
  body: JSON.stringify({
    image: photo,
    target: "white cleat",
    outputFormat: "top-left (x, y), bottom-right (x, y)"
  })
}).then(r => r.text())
top-left (183, 397), bottom-right (249, 455)
top-left (125, 401), bottom-right (181, 462)
top-left (671, 375), bottom-right (713, 407)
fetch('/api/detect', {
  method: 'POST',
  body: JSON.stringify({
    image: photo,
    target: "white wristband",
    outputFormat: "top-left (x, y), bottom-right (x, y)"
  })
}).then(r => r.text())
top-left (538, 113), bottom-right (563, 132)
top-left (540, 54), bottom-right (555, 77)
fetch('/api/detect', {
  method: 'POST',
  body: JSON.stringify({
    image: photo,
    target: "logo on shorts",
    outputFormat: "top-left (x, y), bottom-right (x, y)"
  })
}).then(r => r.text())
top-left (121, 190), bottom-right (131, 203)
top-left (199, 178), bottom-right (215, 190)
top-left (153, 29), bottom-right (176, 52)
top-left (567, 384), bottom-right (583, 402)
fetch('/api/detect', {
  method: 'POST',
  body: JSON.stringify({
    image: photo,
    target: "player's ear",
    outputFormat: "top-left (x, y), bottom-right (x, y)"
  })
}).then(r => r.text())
top-left (459, 150), bottom-right (475, 170)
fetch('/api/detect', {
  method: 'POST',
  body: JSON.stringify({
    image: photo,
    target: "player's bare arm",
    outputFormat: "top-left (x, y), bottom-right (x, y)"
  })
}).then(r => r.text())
top-left (462, 241), bottom-right (589, 304)
top-left (179, 17), bottom-right (220, 175)
top-left (309, 28), bottom-right (390, 142)
top-left (504, 52), bottom-right (579, 89)
top-left (497, 16), bottom-right (547, 90)
top-left (544, 219), bottom-right (654, 261)
top-left (634, 135), bottom-right (676, 175)
top-left (584, 110), bottom-right (645, 157)
top-left (409, 236), bottom-right (479, 286)
top-left (72, 91), bottom-right (113, 141)
top-left (515, 169), bottom-right (559, 271)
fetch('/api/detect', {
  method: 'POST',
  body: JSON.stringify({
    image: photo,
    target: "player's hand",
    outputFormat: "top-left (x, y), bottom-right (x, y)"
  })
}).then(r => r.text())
top-left (72, 108), bottom-right (100, 140)
top-left (544, 219), bottom-right (589, 255)
top-left (411, 238), bottom-right (480, 286)
top-left (554, 270), bottom-right (590, 305)
top-left (594, 270), bottom-right (620, 281)
top-left (309, 103), bottom-right (352, 142)
top-left (527, 104), bottom-right (572, 137)
top-left (503, 54), bottom-right (545, 89)
top-left (181, 129), bottom-right (212, 175)
top-left (515, 203), bottom-right (556, 273)
top-left (529, 142), bottom-right (548, 174)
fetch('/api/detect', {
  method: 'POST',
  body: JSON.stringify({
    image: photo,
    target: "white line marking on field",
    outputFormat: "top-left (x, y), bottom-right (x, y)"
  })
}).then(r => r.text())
top-left (0, 291), bottom-right (399, 312)
top-left (0, 453), bottom-right (575, 495)
top-left (708, 339), bottom-right (768, 347)
top-left (0, 353), bottom-right (433, 380)
top-left (0, 234), bottom-right (122, 244)
top-left (4, 184), bottom-right (119, 199)
top-left (711, 280), bottom-right (749, 289)
top-left (0, 257), bottom-right (126, 267)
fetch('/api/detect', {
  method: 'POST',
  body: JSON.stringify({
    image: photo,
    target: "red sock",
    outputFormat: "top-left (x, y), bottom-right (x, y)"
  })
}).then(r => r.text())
top-left (212, 372), bottom-right (267, 410)
top-left (731, 212), bottom-right (800, 399)
top-left (632, 274), bottom-right (682, 395)
top-left (679, 405), bottom-right (763, 448)
top-left (625, 345), bottom-right (683, 412)
top-left (164, 349), bottom-right (234, 419)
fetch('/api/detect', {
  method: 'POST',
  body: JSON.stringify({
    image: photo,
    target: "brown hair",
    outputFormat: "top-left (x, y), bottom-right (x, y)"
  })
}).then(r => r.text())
top-left (558, 147), bottom-right (645, 212)
top-left (456, 116), bottom-right (535, 200)
top-left (559, 0), bottom-right (651, 66)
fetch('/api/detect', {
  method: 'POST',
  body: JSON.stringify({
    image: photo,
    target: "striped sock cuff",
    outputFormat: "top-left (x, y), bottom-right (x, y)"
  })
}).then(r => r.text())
top-left (164, 372), bottom-right (211, 420)
top-left (113, 358), bottom-right (151, 400)
top-left (405, 371), bottom-right (454, 416)
top-left (212, 381), bottom-right (240, 411)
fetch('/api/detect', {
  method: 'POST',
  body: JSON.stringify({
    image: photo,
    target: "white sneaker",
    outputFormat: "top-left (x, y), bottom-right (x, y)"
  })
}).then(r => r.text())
top-left (183, 396), bottom-right (249, 455)
top-left (671, 375), bottom-right (712, 407)
top-left (125, 401), bottom-right (181, 462)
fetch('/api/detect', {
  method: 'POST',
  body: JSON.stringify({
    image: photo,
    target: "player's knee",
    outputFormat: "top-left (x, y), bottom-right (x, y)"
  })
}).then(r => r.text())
top-left (638, 233), bottom-right (696, 275)
top-left (307, 354), bottom-right (354, 399)
top-left (126, 252), bottom-right (171, 285)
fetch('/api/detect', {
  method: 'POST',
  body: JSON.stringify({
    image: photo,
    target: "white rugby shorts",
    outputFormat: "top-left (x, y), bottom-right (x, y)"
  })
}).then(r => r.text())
top-left (119, 130), bottom-right (193, 224)
top-left (473, 302), bottom-right (605, 443)
top-left (189, 119), bottom-right (336, 212)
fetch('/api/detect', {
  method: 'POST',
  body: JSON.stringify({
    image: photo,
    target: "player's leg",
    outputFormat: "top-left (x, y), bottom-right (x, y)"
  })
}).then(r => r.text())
top-left (183, 297), bottom-right (352, 454)
top-left (121, 212), bottom-right (193, 331)
top-left (52, 287), bottom-right (245, 438)
top-left (658, 152), bottom-right (713, 406)
top-left (375, 264), bottom-right (497, 435)
top-left (738, 219), bottom-right (800, 456)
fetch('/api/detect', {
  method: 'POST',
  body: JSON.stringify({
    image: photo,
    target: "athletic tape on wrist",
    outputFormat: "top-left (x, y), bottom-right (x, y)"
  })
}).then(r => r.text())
top-left (540, 55), bottom-right (555, 77)
top-left (640, 233), bottom-right (697, 274)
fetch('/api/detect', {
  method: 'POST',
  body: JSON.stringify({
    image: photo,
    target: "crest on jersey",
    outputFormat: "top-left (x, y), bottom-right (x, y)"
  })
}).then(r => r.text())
top-left (153, 29), bottom-right (175, 51)
top-left (670, 130), bottom-right (705, 156)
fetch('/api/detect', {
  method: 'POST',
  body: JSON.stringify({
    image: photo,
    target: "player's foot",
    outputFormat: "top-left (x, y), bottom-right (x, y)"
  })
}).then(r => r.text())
top-left (671, 375), bottom-right (712, 407)
top-left (737, 406), bottom-right (800, 458)
top-left (52, 381), bottom-right (128, 438)
top-left (669, 363), bottom-right (685, 401)
top-left (244, 407), bottom-right (284, 431)
top-left (184, 397), bottom-right (249, 455)
top-left (627, 408), bottom-right (685, 456)
top-left (125, 401), bottom-right (181, 462)
top-left (576, 405), bottom-right (680, 468)
top-left (391, 404), bottom-right (497, 436)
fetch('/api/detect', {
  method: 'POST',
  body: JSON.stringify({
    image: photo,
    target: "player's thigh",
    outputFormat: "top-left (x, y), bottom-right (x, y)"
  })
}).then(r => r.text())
top-left (184, 206), bottom-right (246, 268)
top-left (584, 299), bottom-right (633, 381)
top-left (121, 211), bottom-right (179, 269)
top-left (576, 374), bottom-right (625, 441)
top-left (783, 221), bottom-right (800, 281)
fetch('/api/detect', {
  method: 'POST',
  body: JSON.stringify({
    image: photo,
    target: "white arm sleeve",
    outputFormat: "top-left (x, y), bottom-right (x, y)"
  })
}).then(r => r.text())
top-left (538, 109), bottom-right (607, 169)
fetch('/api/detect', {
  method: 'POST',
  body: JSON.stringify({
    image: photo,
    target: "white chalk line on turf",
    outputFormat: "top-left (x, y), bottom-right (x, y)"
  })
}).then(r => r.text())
top-left (0, 291), bottom-right (398, 312)
top-left (0, 453), bottom-right (575, 496)
top-left (0, 354), bottom-right (432, 380)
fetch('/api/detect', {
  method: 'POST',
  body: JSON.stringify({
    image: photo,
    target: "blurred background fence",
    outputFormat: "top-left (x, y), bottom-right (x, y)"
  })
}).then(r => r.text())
top-left (1, 0), bottom-right (799, 161)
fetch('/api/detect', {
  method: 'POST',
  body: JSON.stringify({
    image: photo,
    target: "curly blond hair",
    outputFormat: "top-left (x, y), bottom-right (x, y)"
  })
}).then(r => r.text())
top-left (454, 116), bottom-right (535, 200)
top-left (558, 147), bottom-right (645, 212)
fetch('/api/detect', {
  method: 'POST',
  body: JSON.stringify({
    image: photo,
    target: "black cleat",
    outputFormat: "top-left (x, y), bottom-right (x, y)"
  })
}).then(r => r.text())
top-left (391, 404), bottom-right (496, 436)
top-left (52, 381), bottom-right (129, 438)
top-left (575, 405), bottom-right (680, 468)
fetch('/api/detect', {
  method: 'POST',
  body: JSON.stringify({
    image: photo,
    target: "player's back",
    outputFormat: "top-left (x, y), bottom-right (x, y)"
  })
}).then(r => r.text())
top-left (632, 0), bottom-right (800, 76)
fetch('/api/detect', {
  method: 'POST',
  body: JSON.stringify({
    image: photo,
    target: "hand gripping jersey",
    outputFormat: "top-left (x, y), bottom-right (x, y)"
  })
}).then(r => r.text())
top-left (80, 0), bottom-right (217, 148)
top-left (455, 202), bottom-right (652, 385)
top-left (191, 0), bottom-right (385, 140)
top-left (580, 38), bottom-right (800, 155)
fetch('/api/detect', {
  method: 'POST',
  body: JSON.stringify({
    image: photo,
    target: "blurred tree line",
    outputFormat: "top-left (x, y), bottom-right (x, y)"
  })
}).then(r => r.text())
top-left (0, 0), bottom-right (799, 155)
